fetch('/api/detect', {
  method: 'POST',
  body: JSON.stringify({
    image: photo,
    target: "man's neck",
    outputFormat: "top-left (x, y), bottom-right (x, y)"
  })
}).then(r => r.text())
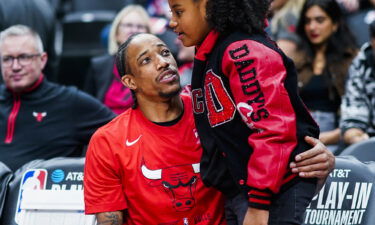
top-left (138, 96), bottom-right (184, 123)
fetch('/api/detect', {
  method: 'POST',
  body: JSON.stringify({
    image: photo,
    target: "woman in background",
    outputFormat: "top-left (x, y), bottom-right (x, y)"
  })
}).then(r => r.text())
top-left (84, 5), bottom-right (151, 114)
top-left (291, 0), bottom-right (358, 153)
top-left (269, 0), bottom-right (306, 57)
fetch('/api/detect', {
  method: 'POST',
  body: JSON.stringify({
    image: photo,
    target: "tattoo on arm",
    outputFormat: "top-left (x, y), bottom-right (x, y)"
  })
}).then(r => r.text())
top-left (96, 211), bottom-right (123, 225)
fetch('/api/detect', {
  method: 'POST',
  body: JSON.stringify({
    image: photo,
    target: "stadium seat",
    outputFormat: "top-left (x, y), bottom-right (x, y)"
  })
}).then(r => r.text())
top-left (18, 189), bottom-right (94, 225)
top-left (70, 0), bottom-right (128, 12)
top-left (303, 156), bottom-right (375, 225)
top-left (0, 162), bottom-right (12, 218)
top-left (0, 157), bottom-right (94, 225)
top-left (57, 10), bottom-right (115, 89)
top-left (47, 0), bottom-right (60, 13)
top-left (61, 10), bottom-right (115, 57)
top-left (339, 137), bottom-right (375, 162)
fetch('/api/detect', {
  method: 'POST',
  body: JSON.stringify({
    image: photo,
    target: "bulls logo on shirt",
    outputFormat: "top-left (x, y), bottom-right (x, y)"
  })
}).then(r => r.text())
top-left (141, 160), bottom-right (200, 212)
top-left (33, 111), bottom-right (47, 122)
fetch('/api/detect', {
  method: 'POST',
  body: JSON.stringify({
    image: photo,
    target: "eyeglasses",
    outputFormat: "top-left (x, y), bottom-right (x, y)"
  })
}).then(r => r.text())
top-left (1, 54), bottom-right (41, 67)
top-left (119, 23), bottom-right (148, 31)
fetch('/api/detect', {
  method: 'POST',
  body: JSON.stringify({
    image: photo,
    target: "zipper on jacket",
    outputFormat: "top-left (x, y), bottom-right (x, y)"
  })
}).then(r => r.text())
top-left (5, 94), bottom-right (21, 144)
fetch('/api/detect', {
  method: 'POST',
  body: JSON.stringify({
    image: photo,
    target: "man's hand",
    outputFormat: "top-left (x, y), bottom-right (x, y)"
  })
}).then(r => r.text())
top-left (243, 207), bottom-right (269, 225)
top-left (290, 136), bottom-right (335, 192)
top-left (96, 211), bottom-right (123, 225)
top-left (290, 136), bottom-right (335, 179)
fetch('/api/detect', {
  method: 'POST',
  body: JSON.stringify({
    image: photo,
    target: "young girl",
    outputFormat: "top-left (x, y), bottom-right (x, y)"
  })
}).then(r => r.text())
top-left (168, 0), bottom-right (320, 224)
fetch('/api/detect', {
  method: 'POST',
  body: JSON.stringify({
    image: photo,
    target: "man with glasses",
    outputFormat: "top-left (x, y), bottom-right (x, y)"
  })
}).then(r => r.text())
top-left (0, 0), bottom-right (58, 82)
top-left (0, 25), bottom-right (115, 171)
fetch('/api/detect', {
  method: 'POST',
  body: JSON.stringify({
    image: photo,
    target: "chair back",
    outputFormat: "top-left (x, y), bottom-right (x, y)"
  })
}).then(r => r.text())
top-left (0, 162), bottom-right (12, 218)
top-left (339, 137), bottom-right (375, 161)
top-left (57, 10), bottom-right (115, 88)
top-left (303, 156), bottom-right (375, 225)
top-left (0, 157), bottom-right (93, 225)
top-left (70, 0), bottom-right (128, 12)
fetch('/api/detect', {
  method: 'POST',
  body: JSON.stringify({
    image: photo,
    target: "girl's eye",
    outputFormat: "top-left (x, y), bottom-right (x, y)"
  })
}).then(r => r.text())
top-left (174, 10), bottom-right (183, 17)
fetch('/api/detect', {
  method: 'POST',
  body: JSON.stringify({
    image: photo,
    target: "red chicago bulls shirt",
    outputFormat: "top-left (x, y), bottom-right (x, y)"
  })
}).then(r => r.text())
top-left (191, 30), bottom-right (319, 210)
top-left (84, 95), bottom-right (226, 225)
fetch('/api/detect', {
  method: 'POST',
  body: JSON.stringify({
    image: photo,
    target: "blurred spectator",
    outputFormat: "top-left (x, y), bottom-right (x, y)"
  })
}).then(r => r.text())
top-left (291, 0), bottom-right (358, 152)
top-left (0, 25), bottom-right (115, 171)
top-left (0, 0), bottom-right (59, 82)
top-left (84, 5), bottom-right (151, 114)
top-left (347, 0), bottom-right (375, 47)
top-left (0, 1), bottom-right (4, 83)
top-left (269, 0), bottom-right (306, 57)
top-left (175, 39), bottom-right (194, 88)
top-left (146, 0), bottom-right (179, 58)
top-left (336, 0), bottom-right (360, 13)
top-left (146, 0), bottom-right (170, 17)
top-left (340, 20), bottom-right (375, 146)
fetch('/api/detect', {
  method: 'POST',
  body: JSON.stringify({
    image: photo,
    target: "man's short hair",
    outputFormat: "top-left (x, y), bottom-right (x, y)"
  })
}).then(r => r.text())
top-left (0, 24), bottom-right (44, 53)
top-left (115, 32), bottom-right (145, 109)
top-left (116, 32), bottom-right (144, 77)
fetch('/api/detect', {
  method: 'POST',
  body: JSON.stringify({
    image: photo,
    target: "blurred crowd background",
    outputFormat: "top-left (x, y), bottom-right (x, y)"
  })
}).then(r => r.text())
top-left (2, 1), bottom-right (375, 224)
top-left (1, 0), bottom-right (375, 163)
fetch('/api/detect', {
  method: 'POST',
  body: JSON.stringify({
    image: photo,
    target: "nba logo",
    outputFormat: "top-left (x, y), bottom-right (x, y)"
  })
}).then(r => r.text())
top-left (15, 169), bottom-right (47, 223)
top-left (183, 218), bottom-right (189, 225)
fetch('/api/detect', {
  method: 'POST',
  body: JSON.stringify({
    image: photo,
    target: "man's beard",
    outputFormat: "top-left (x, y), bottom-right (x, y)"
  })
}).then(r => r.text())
top-left (158, 85), bottom-right (182, 99)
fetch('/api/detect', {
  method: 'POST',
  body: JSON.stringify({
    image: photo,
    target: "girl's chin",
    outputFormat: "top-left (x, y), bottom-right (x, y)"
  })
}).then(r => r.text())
top-left (180, 38), bottom-right (196, 48)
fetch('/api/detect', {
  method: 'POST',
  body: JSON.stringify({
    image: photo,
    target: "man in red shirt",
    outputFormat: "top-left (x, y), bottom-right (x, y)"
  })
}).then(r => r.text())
top-left (84, 33), bottom-right (334, 225)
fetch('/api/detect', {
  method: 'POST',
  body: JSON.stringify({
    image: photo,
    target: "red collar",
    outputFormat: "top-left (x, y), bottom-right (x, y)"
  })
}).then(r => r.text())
top-left (195, 30), bottom-right (220, 61)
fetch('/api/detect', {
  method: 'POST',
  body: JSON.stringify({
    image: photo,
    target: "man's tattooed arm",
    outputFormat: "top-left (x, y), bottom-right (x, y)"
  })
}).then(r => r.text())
top-left (96, 211), bottom-right (124, 225)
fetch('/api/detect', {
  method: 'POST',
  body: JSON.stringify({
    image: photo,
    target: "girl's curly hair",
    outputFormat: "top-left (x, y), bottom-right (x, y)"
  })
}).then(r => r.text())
top-left (205, 0), bottom-right (271, 35)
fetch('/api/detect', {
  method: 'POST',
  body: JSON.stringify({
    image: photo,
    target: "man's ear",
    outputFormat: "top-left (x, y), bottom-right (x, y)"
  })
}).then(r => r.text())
top-left (40, 52), bottom-right (48, 70)
top-left (121, 74), bottom-right (137, 90)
